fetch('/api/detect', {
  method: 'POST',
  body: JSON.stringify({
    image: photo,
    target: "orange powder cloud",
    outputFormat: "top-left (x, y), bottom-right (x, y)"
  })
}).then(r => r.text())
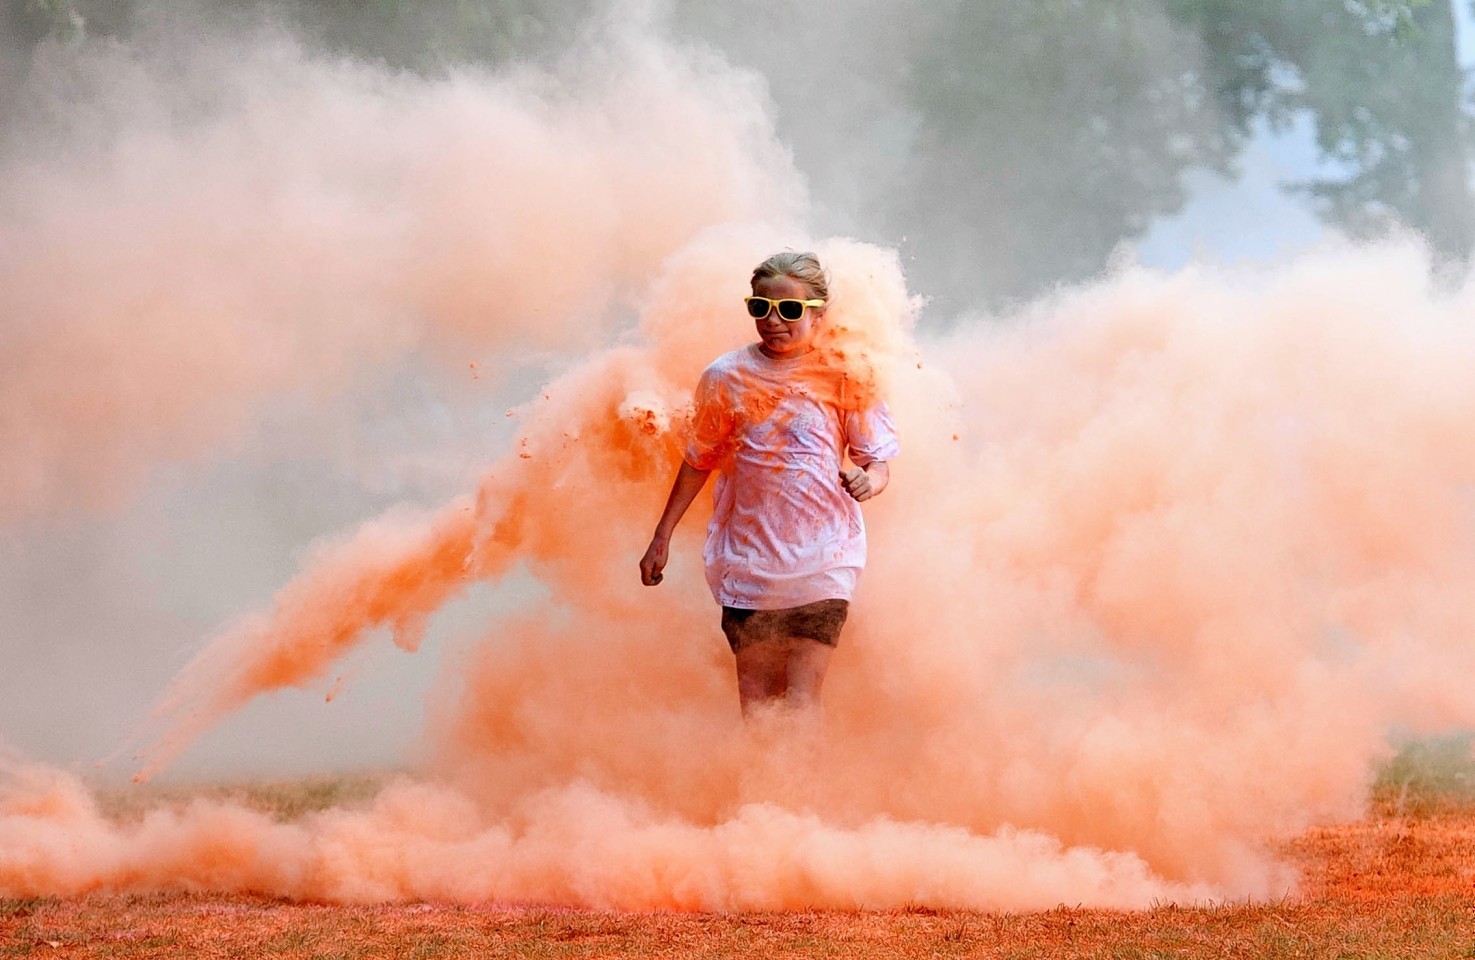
top-left (8, 20), bottom-right (1475, 915)
top-left (13, 235), bottom-right (1475, 910)
top-left (0, 27), bottom-right (797, 520)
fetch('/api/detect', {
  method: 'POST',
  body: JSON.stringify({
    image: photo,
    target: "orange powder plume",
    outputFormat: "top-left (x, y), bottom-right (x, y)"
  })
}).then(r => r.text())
top-left (9, 22), bottom-right (1475, 915)
top-left (13, 235), bottom-right (1475, 911)
top-left (0, 27), bottom-right (796, 521)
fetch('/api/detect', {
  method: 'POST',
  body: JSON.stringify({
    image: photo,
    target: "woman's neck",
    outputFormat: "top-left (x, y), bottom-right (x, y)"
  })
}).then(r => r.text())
top-left (756, 342), bottom-right (814, 361)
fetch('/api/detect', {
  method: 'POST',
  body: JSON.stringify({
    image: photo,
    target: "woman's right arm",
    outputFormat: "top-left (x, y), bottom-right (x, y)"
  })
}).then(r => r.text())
top-left (640, 461), bottom-right (712, 586)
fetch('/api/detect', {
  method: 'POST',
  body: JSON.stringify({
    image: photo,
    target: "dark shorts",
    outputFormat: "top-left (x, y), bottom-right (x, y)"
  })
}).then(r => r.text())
top-left (720, 599), bottom-right (850, 653)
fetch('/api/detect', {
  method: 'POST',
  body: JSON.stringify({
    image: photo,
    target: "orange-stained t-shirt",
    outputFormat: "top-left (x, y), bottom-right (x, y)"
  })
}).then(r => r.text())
top-left (684, 343), bottom-right (900, 610)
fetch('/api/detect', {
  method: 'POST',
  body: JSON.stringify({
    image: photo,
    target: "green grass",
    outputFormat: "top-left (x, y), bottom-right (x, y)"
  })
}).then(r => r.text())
top-left (94, 771), bottom-right (390, 823)
top-left (1372, 734), bottom-right (1475, 816)
top-left (77, 733), bottom-right (1475, 829)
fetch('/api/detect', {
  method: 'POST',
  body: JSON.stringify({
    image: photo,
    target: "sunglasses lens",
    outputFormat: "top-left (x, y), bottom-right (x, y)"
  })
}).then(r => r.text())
top-left (777, 300), bottom-right (805, 321)
top-left (746, 298), bottom-right (770, 319)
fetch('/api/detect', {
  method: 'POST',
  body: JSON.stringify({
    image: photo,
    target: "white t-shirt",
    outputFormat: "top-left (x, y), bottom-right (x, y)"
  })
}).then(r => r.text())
top-left (684, 343), bottom-right (901, 609)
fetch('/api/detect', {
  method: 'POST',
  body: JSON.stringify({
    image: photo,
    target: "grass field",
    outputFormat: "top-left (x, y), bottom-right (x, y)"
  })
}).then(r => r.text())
top-left (5, 739), bottom-right (1475, 959)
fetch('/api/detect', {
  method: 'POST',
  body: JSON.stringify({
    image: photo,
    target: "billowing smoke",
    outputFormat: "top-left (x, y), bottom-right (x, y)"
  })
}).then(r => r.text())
top-left (0, 11), bottom-right (794, 521)
top-left (6, 4), bottom-right (1475, 914)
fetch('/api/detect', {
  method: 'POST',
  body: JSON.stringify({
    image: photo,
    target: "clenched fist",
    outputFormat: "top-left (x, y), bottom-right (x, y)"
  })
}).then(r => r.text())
top-left (640, 535), bottom-right (669, 585)
top-left (840, 466), bottom-right (874, 502)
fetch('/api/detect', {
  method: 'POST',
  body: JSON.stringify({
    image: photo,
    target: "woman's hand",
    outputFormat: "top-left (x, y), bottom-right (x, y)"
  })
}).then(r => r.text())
top-left (639, 462), bottom-right (712, 588)
top-left (840, 462), bottom-right (889, 502)
top-left (640, 535), bottom-right (669, 585)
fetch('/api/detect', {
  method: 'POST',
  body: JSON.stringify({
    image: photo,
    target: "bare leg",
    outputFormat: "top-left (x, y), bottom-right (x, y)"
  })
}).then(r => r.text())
top-left (784, 639), bottom-right (833, 710)
top-left (735, 639), bottom-right (788, 715)
top-left (734, 637), bottom-right (834, 716)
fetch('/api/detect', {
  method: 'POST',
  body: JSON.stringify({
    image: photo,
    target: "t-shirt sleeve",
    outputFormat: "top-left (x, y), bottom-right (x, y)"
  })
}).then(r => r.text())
top-left (844, 401), bottom-right (900, 467)
top-left (683, 365), bottom-right (733, 471)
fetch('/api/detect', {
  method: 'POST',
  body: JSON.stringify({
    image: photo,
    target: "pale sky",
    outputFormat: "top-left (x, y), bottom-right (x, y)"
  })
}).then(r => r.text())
top-left (1139, 1), bottom-right (1475, 270)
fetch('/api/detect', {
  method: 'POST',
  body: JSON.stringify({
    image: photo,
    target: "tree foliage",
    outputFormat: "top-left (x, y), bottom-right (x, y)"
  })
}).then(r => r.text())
top-left (892, 0), bottom-right (1471, 306)
top-left (3, 0), bottom-right (590, 71)
top-left (3, 0), bottom-right (1472, 303)
top-left (895, 0), bottom-right (1241, 307)
top-left (1168, 0), bottom-right (1473, 260)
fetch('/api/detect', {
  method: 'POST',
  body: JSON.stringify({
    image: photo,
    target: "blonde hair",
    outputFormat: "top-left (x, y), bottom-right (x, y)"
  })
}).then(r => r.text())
top-left (750, 250), bottom-right (829, 302)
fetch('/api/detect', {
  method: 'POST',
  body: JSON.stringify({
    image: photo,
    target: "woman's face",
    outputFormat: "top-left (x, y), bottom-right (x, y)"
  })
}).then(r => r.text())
top-left (751, 274), bottom-right (823, 359)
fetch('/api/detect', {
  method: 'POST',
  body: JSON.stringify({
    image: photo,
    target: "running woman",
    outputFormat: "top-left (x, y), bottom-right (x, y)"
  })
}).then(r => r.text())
top-left (640, 250), bottom-right (899, 714)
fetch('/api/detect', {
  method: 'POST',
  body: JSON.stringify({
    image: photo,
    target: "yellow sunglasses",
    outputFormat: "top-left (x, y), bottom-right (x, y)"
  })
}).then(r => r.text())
top-left (744, 296), bottom-right (826, 322)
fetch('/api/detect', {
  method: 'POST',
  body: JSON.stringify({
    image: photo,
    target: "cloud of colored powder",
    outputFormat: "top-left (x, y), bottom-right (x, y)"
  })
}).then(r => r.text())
top-left (7, 10), bottom-right (1475, 913)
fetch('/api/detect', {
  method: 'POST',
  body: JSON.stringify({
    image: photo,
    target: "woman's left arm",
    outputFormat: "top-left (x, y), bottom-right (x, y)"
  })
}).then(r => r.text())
top-left (840, 460), bottom-right (888, 502)
top-left (841, 400), bottom-right (898, 502)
